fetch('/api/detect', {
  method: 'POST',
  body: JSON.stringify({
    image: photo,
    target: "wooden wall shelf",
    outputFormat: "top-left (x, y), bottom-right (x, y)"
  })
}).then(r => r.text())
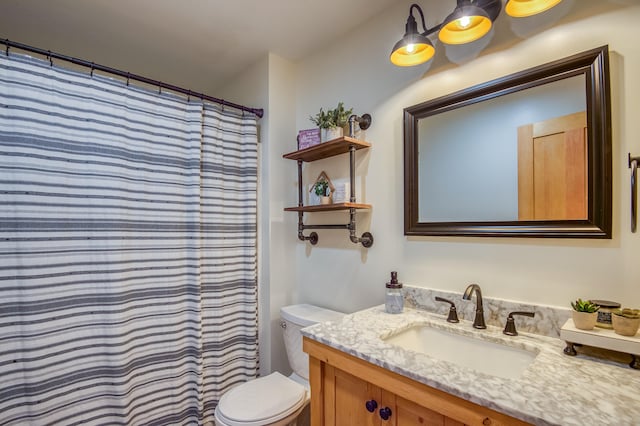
top-left (560, 318), bottom-right (640, 369)
top-left (283, 137), bottom-right (371, 162)
top-left (283, 126), bottom-right (374, 248)
top-left (284, 203), bottom-right (372, 213)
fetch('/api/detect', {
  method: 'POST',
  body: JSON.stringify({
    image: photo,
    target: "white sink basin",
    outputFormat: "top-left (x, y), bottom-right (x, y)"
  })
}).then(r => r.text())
top-left (383, 325), bottom-right (537, 380)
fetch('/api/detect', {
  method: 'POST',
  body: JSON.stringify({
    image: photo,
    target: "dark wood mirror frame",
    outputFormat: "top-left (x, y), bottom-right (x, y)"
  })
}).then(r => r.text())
top-left (404, 45), bottom-right (612, 238)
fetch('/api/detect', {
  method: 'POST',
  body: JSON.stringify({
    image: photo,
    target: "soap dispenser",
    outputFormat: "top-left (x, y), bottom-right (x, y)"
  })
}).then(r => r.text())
top-left (385, 271), bottom-right (404, 314)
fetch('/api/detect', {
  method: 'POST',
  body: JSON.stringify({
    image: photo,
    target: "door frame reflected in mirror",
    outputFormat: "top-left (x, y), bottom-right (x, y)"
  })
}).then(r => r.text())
top-left (403, 46), bottom-right (611, 238)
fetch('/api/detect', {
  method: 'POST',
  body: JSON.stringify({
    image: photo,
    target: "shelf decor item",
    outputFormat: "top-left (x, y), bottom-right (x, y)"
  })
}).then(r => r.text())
top-left (571, 299), bottom-right (600, 330)
top-left (314, 179), bottom-right (330, 204)
top-left (331, 181), bottom-right (351, 204)
top-left (297, 128), bottom-right (321, 150)
top-left (309, 102), bottom-right (353, 142)
top-left (560, 318), bottom-right (640, 369)
top-left (590, 299), bottom-right (621, 329)
top-left (612, 308), bottom-right (640, 336)
top-left (310, 171), bottom-right (334, 205)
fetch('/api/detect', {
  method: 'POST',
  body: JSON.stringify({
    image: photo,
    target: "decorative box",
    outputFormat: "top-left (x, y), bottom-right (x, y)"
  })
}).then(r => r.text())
top-left (297, 128), bottom-right (321, 150)
top-left (331, 182), bottom-right (351, 203)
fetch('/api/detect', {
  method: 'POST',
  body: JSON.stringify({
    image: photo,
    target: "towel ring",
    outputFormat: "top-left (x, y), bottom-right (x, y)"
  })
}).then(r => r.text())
top-left (630, 153), bottom-right (640, 233)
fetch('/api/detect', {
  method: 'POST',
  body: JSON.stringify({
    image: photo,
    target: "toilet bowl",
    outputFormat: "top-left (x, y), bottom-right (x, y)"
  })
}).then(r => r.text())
top-left (214, 304), bottom-right (344, 426)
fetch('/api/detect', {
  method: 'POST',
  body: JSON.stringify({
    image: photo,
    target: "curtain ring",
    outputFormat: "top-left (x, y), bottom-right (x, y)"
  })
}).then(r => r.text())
top-left (158, 86), bottom-right (162, 95)
top-left (126, 72), bottom-right (130, 86)
top-left (186, 90), bottom-right (191, 102)
top-left (5, 40), bottom-right (9, 57)
top-left (47, 50), bottom-right (53, 66)
top-left (90, 62), bottom-right (94, 77)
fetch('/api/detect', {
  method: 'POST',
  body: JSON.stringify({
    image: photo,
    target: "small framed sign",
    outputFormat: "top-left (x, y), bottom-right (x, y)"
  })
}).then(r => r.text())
top-left (297, 128), bottom-right (321, 150)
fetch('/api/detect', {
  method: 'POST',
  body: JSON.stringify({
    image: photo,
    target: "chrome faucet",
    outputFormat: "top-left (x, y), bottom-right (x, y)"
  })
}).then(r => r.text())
top-left (462, 283), bottom-right (486, 329)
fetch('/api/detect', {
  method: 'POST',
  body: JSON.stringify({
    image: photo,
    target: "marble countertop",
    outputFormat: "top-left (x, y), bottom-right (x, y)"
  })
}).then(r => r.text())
top-left (301, 306), bottom-right (640, 426)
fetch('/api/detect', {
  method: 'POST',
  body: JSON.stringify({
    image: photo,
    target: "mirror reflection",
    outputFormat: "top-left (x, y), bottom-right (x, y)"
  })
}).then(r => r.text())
top-left (404, 46), bottom-right (611, 238)
top-left (418, 75), bottom-right (586, 222)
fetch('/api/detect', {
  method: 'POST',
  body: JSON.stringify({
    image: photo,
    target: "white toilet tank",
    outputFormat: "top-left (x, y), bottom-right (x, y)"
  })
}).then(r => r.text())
top-left (280, 304), bottom-right (344, 381)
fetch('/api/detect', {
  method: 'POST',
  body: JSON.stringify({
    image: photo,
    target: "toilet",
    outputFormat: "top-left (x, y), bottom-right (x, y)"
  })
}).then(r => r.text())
top-left (214, 304), bottom-right (344, 426)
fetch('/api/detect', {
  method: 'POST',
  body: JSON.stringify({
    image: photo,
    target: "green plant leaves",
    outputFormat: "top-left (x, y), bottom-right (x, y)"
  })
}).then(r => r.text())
top-left (309, 102), bottom-right (353, 129)
top-left (571, 298), bottom-right (600, 313)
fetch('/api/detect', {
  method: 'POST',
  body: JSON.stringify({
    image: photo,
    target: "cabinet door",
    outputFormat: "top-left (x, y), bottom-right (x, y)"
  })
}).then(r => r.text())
top-left (394, 394), bottom-right (465, 426)
top-left (324, 364), bottom-right (381, 426)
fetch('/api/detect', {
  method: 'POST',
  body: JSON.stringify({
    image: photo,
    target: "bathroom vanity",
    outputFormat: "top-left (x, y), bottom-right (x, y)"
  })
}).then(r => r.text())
top-left (304, 337), bottom-right (526, 425)
top-left (302, 306), bottom-right (640, 425)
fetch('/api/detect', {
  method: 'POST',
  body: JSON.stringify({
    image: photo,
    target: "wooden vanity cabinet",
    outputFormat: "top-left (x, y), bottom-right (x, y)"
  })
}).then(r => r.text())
top-left (303, 337), bottom-right (530, 426)
top-left (327, 365), bottom-right (461, 426)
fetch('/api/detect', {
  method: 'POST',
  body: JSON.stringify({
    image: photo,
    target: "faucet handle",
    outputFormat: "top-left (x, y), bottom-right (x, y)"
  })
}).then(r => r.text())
top-left (503, 311), bottom-right (535, 336)
top-left (435, 297), bottom-right (460, 323)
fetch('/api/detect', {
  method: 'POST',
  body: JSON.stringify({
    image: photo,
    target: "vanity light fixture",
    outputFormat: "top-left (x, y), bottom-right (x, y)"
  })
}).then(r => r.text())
top-left (439, 0), bottom-right (492, 45)
top-left (505, 0), bottom-right (563, 17)
top-left (390, 0), bottom-right (563, 67)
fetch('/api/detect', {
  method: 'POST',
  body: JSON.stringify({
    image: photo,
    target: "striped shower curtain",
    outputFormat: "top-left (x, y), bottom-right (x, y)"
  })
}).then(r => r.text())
top-left (0, 53), bottom-right (258, 425)
top-left (199, 107), bottom-right (259, 419)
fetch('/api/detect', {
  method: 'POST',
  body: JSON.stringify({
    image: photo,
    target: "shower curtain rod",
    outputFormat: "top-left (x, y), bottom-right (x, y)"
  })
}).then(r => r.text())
top-left (1, 39), bottom-right (264, 118)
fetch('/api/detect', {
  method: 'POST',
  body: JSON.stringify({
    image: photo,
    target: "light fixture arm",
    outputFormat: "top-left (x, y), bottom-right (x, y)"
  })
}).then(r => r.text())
top-left (408, 3), bottom-right (442, 37)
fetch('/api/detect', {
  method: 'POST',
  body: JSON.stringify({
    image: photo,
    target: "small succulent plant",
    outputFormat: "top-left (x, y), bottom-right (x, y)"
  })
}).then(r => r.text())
top-left (313, 178), bottom-right (330, 197)
top-left (613, 308), bottom-right (640, 319)
top-left (571, 298), bottom-right (600, 313)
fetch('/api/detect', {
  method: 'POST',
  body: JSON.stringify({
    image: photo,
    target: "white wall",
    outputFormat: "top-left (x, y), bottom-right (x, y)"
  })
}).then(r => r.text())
top-left (217, 53), bottom-right (298, 376)
top-left (220, 0), bottom-right (640, 377)
top-left (264, 54), bottom-right (299, 375)
top-left (291, 0), bottom-right (640, 315)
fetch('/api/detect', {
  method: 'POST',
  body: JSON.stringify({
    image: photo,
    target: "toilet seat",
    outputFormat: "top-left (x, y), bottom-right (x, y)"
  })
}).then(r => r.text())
top-left (215, 372), bottom-right (307, 426)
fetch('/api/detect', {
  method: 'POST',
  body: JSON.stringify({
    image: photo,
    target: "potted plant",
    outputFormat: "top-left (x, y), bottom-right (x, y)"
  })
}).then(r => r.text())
top-left (310, 102), bottom-right (353, 142)
top-left (313, 178), bottom-right (331, 204)
top-left (570, 299), bottom-right (600, 330)
top-left (612, 308), bottom-right (640, 336)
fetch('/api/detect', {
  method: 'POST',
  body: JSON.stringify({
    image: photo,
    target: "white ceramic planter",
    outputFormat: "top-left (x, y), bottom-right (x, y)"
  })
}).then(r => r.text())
top-left (572, 311), bottom-right (597, 330)
top-left (321, 127), bottom-right (343, 142)
top-left (612, 315), bottom-right (640, 336)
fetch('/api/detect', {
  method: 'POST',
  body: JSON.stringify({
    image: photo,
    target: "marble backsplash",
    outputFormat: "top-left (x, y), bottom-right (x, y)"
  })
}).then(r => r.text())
top-left (403, 285), bottom-right (571, 339)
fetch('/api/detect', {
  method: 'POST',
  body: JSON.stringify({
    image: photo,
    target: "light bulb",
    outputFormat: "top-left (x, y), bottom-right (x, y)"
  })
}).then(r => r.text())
top-left (406, 43), bottom-right (415, 53)
top-left (457, 16), bottom-right (471, 29)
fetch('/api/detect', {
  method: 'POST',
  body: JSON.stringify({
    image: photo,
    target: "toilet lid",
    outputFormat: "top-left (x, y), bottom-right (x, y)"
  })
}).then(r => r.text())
top-left (216, 372), bottom-right (307, 426)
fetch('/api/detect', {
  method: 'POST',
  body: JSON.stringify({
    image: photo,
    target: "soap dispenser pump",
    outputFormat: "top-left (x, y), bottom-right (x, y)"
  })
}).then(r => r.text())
top-left (385, 271), bottom-right (404, 314)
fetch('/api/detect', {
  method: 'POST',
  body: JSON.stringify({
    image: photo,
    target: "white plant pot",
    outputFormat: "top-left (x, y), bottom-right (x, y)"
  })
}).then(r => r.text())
top-left (572, 311), bottom-right (597, 330)
top-left (320, 196), bottom-right (332, 205)
top-left (322, 127), bottom-right (343, 142)
top-left (612, 315), bottom-right (640, 336)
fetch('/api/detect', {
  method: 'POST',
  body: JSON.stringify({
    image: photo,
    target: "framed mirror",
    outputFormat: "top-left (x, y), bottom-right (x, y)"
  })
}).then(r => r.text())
top-left (404, 46), bottom-right (611, 238)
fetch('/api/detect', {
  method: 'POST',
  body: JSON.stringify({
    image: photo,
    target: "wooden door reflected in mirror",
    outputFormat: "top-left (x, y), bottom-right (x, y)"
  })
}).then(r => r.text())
top-left (517, 111), bottom-right (587, 221)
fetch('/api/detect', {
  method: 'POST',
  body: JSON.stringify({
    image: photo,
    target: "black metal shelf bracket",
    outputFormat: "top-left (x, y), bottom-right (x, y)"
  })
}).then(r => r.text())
top-left (296, 210), bottom-right (373, 247)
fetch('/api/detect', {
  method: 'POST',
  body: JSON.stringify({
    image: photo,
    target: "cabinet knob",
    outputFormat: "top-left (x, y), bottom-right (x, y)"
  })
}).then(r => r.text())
top-left (482, 417), bottom-right (492, 426)
top-left (379, 407), bottom-right (392, 421)
top-left (365, 400), bottom-right (378, 413)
